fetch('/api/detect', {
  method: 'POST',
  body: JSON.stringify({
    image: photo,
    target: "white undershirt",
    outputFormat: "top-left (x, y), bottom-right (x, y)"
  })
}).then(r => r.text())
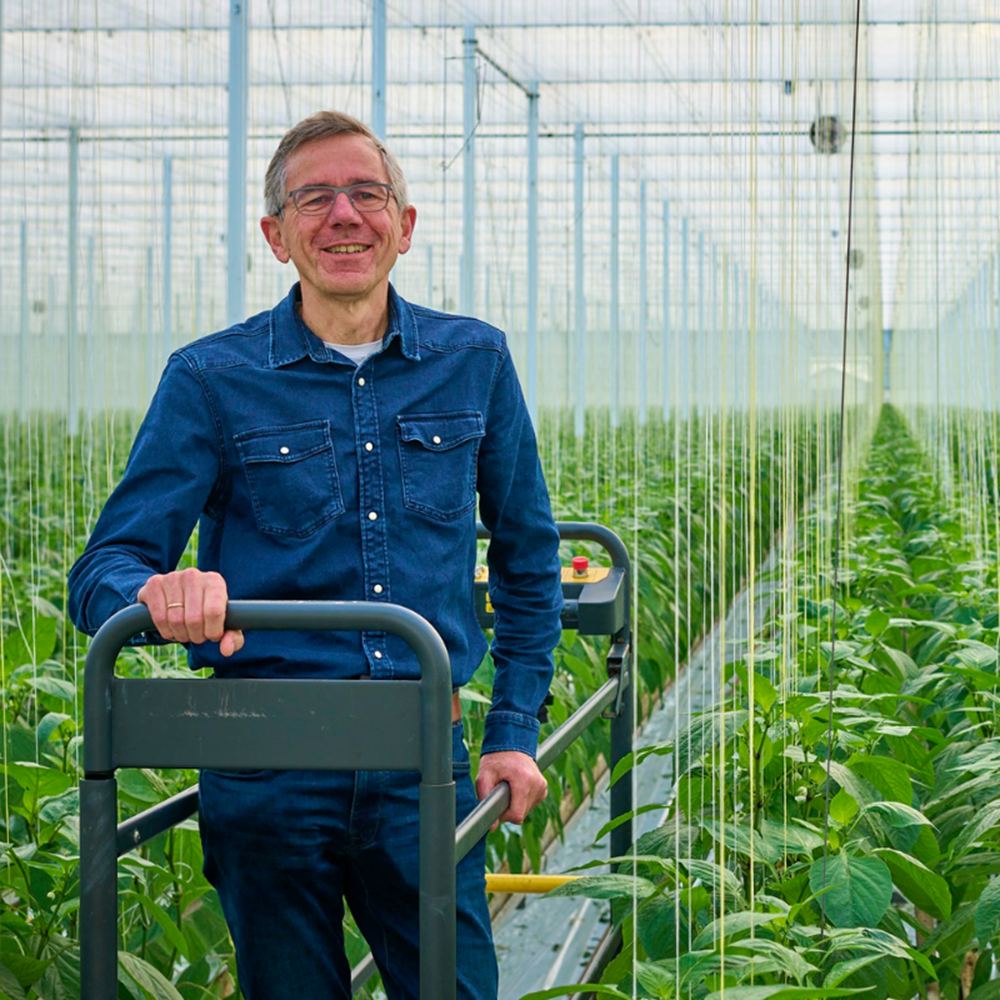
top-left (326, 338), bottom-right (384, 366)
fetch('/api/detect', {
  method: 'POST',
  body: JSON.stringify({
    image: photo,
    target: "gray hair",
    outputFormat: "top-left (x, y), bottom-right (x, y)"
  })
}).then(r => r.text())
top-left (263, 111), bottom-right (408, 217)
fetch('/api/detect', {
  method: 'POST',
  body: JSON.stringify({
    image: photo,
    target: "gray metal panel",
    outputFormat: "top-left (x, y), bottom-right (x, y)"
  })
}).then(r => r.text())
top-left (111, 677), bottom-right (423, 771)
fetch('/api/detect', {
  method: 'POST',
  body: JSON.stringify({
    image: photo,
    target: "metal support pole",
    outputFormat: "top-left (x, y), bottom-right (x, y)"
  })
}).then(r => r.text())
top-left (86, 235), bottom-right (95, 419)
top-left (461, 23), bottom-right (476, 316)
top-left (574, 124), bottom-right (585, 439)
top-left (163, 157), bottom-right (173, 359)
top-left (68, 127), bottom-right (80, 436)
top-left (371, 0), bottom-right (387, 140)
top-left (697, 230), bottom-right (704, 418)
top-left (609, 155), bottom-right (620, 429)
top-left (195, 257), bottom-right (203, 339)
top-left (681, 217), bottom-right (689, 415)
top-left (426, 244), bottom-right (433, 309)
top-left (661, 200), bottom-right (670, 422)
top-left (638, 179), bottom-right (648, 426)
top-left (146, 246), bottom-right (155, 399)
top-left (526, 84), bottom-right (539, 426)
top-left (226, 0), bottom-right (248, 327)
top-left (79, 778), bottom-right (120, 1000)
top-left (19, 221), bottom-right (27, 420)
top-left (609, 679), bottom-right (634, 866)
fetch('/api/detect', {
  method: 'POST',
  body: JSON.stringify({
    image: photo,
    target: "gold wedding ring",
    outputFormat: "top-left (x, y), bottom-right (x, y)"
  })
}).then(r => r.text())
top-left (166, 602), bottom-right (184, 609)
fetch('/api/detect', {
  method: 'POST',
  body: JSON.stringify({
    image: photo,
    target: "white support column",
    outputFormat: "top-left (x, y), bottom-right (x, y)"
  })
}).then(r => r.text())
top-left (68, 127), bottom-right (80, 436)
top-left (146, 246), bottom-right (156, 400)
top-left (609, 155), bottom-right (620, 428)
top-left (574, 124), bottom-right (585, 439)
top-left (19, 221), bottom-right (27, 419)
top-left (461, 23), bottom-right (477, 316)
top-left (163, 156), bottom-right (173, 359)
top-left (86, 235), bottom-right (96, 419)
top-left (426, 244), bottom-right (434, 308)
top-left (227, 0), bottom-right (248, 327)
top-left (661, 200), bottom-right (670, 421)
top-left (681, 217), bottom-right (689, 415)
top-left (371, 0), bottom-right (387, 139)
top-left (526, 84), bottom-right (539, 425)
top-left (638, 179), bottom-right (648, 426)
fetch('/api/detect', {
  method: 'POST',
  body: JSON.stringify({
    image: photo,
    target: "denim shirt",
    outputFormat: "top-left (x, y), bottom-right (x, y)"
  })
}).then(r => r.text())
top-left (68, 284), bottom-right (563, 757)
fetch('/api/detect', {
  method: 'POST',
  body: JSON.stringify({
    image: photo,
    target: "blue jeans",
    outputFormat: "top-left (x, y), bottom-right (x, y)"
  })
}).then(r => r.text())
top-left (198, 722), bottom-right (497, 999)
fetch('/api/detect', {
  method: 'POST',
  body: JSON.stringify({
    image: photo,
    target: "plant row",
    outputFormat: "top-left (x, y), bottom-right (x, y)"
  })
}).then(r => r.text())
top-left (536, 405), bottom-right (1000, 1000)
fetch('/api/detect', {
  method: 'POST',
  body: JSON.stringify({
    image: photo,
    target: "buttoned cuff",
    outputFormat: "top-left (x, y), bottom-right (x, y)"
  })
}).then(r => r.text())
top-left (481, 710), bottom-right (541, 758)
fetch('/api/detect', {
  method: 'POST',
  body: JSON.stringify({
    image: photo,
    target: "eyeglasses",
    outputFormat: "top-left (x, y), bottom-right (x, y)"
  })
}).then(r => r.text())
top-left (281, 183), bottom-right (394, 216)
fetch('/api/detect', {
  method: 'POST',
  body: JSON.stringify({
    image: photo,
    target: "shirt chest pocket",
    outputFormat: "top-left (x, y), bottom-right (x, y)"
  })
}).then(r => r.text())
top-left (234, 421), bottom-right (345, 537)
top-left (397, 411), bottom-right (485, 521)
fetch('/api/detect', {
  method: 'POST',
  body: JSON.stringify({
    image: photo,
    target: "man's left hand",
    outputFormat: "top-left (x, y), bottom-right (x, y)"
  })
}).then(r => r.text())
top-left (475, 751), bottom-right (549, 830)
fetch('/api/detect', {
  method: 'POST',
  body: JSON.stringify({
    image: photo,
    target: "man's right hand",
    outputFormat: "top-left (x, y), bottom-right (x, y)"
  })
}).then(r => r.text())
top-left (137, 568), bottom-right (244, 657)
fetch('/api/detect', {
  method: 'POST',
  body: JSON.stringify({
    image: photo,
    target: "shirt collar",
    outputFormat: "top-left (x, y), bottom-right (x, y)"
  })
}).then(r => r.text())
top-left (268, 282), bottom-right (421, 367)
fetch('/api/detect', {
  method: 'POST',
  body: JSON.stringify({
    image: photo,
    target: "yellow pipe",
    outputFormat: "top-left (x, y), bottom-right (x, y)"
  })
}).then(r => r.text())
top-left (485, 873), bottom-right (579, 894)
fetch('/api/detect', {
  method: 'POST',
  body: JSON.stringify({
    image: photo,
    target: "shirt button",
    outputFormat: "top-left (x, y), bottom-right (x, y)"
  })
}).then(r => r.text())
top-left (358, 377), bottom-right (366, 386)
top-left (432, 435), bottom-right (442, 445)
top-left (373, 584), bottom-right (383, 594)
top-left (368, 511), bottom-right (378, 521)
top-left (365, 442), bottom-right (374, 452)
top-left (279, 446), bottom-right (290, 455)
top-left (374, 650), bottom-right (383, 659)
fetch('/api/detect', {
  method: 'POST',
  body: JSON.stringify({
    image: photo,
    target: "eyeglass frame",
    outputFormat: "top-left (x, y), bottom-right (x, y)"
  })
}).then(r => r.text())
top-left (278, 182), bottom-right (396, 217)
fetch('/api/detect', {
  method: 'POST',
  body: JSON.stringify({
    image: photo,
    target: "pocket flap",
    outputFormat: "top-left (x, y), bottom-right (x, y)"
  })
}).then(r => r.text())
top-left (235, 421), bottom-right (333, 464)
top-left (397, 412), bottom-right (485, 451)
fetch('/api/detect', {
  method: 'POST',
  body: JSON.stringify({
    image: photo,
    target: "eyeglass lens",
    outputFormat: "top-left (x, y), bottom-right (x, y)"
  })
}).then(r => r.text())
top-left (291, 184), bottom-right (391, 214)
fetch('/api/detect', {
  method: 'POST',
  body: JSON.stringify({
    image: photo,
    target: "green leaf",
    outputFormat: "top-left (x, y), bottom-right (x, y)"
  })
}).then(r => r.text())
top-left (846, 754), bottom-right (912, 804)
top-left (122, 892), bottom-right (191, 960)
top-left (866, 610), bottom-right (890, 637)
top-left (634, 960), bottom-right (675, 998)
top-left (967, 981), bottom-right (1000, 1000)
top-left (117, 953), bottom-right (185, 1000)
top-left (0, 954), bottom-right (49, 991)
top-left (36, 712), bottom-right (73, 743)
top-left (809, 852), bottom-right (892, 928)
top-left (674, 710), bottom-right (749, 777)
top-left (975, 877), bottom-right (1000, 945)
top-left (830, 789), bottom-right (859, 825)
top-left (1, 762), bottom-right (73, 812)
top-left (519, 987), bottom-right (632, 1000)
top-left (701, 820), bottom-right (783, 865)
top-left (544, 874), bottom-right (657, 901)
top-left (25, 676), bottom-right (76, 703)
top-left (0, 962), bottom-right (27, 1000)
top-left (824, 954), bottom-right (885, 988)
top-left (862, 801), bottom-right (933, 828)
top-left (948, 800), bottom-right (1000, 865)
top-left (705, 988), bottom-right (866, 1000)
top-left (692, 910), bottom-right (786, 950)
top-left (2, 616), bottom-right (58, 673)
top-left (872, 848), bottom-right (951, 921)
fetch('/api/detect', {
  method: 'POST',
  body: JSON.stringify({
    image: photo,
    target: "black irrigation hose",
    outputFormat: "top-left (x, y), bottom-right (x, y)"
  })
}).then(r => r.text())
top-left (820, 0), bottom-right (864, 941)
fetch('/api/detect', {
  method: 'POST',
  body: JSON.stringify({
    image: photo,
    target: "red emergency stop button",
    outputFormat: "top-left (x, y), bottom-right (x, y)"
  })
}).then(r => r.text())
top-left (572, 556), bottom-right (589, 577)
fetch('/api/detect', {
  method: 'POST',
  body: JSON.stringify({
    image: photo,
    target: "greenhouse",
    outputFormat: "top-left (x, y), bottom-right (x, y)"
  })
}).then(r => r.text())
top-left (1, 0), bottom-right (999, 997)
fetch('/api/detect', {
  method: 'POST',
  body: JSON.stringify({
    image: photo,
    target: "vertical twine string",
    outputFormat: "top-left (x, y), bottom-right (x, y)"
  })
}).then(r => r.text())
top-left (819, 0), bottom-right (864, 941)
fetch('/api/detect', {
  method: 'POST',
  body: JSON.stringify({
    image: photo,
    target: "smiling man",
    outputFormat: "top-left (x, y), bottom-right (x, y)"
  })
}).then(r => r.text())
top-left (68, 111), bottom-right (563, 999)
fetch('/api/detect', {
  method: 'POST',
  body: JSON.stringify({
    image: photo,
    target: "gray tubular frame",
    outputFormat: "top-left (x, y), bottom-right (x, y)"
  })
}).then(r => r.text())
top-left (80, 601), bottom-right (455, 1000)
